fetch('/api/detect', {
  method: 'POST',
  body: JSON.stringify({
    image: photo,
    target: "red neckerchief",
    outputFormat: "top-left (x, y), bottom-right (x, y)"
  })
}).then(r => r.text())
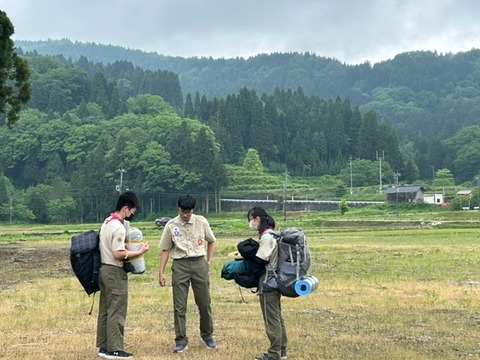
top-left (258, 226), bottom-right (274, 236)
top-left (106, 212), bottom-right (124, 224)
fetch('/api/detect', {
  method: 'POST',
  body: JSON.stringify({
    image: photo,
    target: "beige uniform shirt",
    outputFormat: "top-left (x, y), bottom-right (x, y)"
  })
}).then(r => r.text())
top-left (159, 213), bottom-right (216, 259)
top-left (256, 229), bottom-right (278, 272)
top-left (99, 215), bottom-right (127, 266)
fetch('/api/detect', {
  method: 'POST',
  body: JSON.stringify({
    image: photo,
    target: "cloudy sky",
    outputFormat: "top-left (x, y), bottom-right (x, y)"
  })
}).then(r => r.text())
top-left (1, 0), bottom-right (479, 64)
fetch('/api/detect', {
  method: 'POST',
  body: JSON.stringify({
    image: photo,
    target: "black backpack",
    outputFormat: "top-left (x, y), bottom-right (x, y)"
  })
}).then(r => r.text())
top-left (70, 230), bottom-right (101, 295)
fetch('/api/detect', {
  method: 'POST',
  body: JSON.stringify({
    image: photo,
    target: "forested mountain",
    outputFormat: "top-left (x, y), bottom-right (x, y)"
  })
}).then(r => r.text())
top-left (1, 39), bottom-right (479, 223)
top-left (15, 39), bottom-right (480, 143)
top-left (10, 51), bottom-right (410, 177)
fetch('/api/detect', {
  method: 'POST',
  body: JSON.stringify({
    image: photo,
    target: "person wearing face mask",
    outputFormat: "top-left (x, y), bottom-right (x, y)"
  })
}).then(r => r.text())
top-left (247, 206), bottom-right (287, 360)
top-left (158, 194), bottom-right (217, 353)
top-left (96, 191), bottom-right (149, 360)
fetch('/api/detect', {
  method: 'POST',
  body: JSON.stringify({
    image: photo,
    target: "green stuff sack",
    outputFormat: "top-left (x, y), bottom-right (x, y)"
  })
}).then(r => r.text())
top-left (221, 259), bottom-right (247, 280)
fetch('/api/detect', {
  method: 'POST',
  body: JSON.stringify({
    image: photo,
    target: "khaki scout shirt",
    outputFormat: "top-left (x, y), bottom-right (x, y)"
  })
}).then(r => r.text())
top-left (256, 229), bottom-right (278, 272)
top-left (158, 213), bottom-right (216, 259)
top-left (99, 215), bottom-right (127, 266)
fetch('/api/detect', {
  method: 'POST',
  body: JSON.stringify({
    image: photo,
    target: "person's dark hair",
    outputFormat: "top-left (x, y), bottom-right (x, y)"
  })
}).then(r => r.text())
top-left (267, 214), bottom-right (276, 229)
top-left (115, 191), bottom-right (140, 211)
top-left (247, 206), bottom-right (274, 232)
top-left (178, 194), bottom-right (196, 210)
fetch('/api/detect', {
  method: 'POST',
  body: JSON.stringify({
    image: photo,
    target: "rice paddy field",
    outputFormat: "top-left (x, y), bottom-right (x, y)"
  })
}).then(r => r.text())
top-left (1, 208), bottom-right (480, 359)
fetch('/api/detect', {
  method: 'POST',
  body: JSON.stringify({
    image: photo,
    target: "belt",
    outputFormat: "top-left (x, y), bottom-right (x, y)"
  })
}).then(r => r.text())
top-left (101, 263), bottom-right (122, 267)
top-left (174, 256), bottom-right (204, 261)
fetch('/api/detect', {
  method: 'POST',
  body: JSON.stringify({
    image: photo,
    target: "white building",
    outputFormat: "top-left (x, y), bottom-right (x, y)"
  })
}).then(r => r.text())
top-left (423, 193), bottom-right (444, 205)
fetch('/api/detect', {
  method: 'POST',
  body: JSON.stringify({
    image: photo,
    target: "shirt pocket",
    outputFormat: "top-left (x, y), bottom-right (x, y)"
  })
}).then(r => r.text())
top-left (172, 231), bottom-right (185, 244)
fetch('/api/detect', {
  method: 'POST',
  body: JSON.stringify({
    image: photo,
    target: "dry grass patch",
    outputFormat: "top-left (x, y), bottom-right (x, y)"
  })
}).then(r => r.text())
top-left (2, 225), bottom-right (480, 359)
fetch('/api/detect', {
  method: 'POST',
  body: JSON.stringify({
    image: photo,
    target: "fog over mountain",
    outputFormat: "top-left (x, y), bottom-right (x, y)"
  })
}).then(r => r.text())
top-left (3, 0), bottom-right (480, 64)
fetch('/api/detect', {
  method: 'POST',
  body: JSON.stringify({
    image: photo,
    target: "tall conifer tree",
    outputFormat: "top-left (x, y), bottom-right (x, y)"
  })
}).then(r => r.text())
top-left (0, 10), bottom-right (31, 127)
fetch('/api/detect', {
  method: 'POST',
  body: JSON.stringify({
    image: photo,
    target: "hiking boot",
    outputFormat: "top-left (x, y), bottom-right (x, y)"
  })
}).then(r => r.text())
top-left (97, 348), bottom-right (108, 358)
top-left (172, 343), bottom-right (188, 353)
top-left (104, 350), bottom-right (133, 359)
top-left (203, 338), bottom-right (216, 349)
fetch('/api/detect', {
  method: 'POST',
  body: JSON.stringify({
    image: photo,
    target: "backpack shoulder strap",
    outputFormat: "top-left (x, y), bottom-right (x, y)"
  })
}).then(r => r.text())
top-left (266, 228), bottom-right (280, 239)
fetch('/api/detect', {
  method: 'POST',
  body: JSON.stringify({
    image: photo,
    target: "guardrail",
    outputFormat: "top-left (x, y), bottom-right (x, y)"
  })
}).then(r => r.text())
top-left (220, 198), bottom-right (383, 204)
top-left (219, 198), bottom-right (384, 211)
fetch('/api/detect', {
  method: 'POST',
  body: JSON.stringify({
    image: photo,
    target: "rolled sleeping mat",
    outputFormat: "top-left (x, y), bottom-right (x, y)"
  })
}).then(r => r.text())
top-left (125, 227), bottom-right (146, 274)
top-left (294, 275), bottom-right (319, 296)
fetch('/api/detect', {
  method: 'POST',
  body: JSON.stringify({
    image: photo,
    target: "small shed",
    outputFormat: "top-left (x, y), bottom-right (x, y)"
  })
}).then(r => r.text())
top-left (424, 193), bottom-right (444, 205)
top-left (386, 185), bottom-right (425, 203)
top-left (457, 190), bottom-right (472, 210)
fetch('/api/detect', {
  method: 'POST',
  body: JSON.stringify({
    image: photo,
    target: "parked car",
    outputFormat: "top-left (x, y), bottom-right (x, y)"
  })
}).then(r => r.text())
top-left (155, 216), bottom-right (171, 227)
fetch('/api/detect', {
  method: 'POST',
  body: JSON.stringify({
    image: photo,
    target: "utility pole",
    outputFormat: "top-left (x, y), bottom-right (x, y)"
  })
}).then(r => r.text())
top-left (393, 172), bottom-right (401, 187)
top-left (349, 155), bottom-right (353, 195)
top-left (396, 187), bottom-right (399, 216)
top-left (116, 168), bottom-right (126, 193)
top-left (477, 172), bottom-right (480, 208)
top-left (283, 171), bottom-right (288, 222)
top-left (376, 150), bottom-right (384, 193)
top-left (430, 165), bottom-right (435, 205)
top-left (394, 172), bottom-right (401, 216)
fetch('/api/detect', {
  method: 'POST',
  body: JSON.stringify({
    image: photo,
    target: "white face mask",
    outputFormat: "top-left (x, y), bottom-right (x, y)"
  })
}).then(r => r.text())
top-left (249, 219), bottom-right (258, 231)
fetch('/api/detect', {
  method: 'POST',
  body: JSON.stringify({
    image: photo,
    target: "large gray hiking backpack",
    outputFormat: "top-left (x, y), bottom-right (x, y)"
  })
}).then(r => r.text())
top-left (262, 227), bottom-right (311, 297)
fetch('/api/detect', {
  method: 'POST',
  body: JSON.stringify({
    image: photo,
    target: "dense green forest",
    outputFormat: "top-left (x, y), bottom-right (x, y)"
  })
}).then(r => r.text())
top-left (16, 40), bottom-right (480, 144)
top-left (1, 39), bottom-right (479, 223)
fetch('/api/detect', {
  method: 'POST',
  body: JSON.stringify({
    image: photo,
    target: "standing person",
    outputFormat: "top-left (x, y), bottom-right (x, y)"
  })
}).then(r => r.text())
top-left (96, 191), bottom-right (149, 360)
top-left (158, 194), bottom-right (216, 353)
top-left (247, 206), bottom-right (287, 360)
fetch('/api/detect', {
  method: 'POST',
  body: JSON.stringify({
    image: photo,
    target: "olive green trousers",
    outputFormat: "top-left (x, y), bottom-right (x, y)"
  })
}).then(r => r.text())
top-left (171, 257), bottom-right (214, 345)
top-left (259, 289), bottom-right (288, 360)
top-left (96, 264), bottom-right (128, 352)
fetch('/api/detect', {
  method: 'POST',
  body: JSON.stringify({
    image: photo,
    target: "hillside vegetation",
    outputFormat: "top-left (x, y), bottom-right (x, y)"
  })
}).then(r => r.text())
top-left (16, 39), bottom-right (480, 141)
top-left (0, 40), bottom-right (478, 223)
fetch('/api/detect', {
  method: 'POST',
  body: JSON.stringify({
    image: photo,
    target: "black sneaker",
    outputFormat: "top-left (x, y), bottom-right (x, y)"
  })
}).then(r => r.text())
top-left (105, 350), bottom-right (134, 359)
top-left (172, 343), bottom-right (188, 353)
top-left (98, 348), bottom-right (108, 358)
top-left (258, 351), bottom-right (286, 360)
top-left (203, 338), bottom-right (217, 349)
top-left (254, 354), bottom-right (274, 360)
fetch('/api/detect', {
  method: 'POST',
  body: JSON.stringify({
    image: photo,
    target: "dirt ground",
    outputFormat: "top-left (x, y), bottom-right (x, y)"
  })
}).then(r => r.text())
top-left (0, 244), bottom-right (71, 290)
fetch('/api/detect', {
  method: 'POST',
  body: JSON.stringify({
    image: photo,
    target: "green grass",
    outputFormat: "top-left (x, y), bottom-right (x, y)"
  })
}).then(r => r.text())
top-left (2, 210), bottom-right (480, 359)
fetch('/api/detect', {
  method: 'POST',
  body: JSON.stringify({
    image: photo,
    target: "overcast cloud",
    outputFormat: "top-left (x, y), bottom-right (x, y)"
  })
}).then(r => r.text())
top-left (1, 0), bottom-right (479, 64)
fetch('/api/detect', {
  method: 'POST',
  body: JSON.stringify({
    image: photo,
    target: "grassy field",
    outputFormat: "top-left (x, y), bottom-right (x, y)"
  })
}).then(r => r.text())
top-left (1, 210), bottom-right (480, 359)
